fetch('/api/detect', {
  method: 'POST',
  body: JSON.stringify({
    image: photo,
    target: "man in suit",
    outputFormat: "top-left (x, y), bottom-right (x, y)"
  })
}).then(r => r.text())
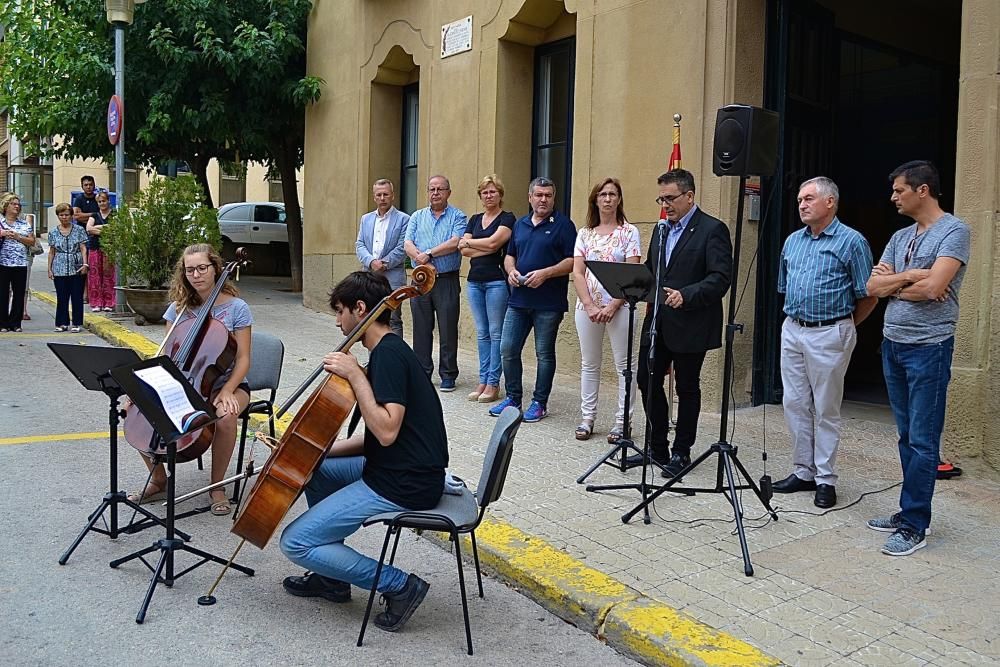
top-left (630, 169), bottom-right (733, 478)
top-left (355, 178), bottom-right (409, 337)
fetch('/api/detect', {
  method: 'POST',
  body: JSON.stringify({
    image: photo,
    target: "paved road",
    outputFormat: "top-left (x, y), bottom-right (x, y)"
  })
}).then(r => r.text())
top-left (17, 262), bottom-right (1000, 666)
top-left (0, 311), bottom-right (636, 666)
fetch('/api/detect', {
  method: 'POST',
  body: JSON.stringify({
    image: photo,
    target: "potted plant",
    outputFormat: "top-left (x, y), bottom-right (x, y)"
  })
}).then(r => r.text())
top-left (102, 174), bottom-right (221, 324)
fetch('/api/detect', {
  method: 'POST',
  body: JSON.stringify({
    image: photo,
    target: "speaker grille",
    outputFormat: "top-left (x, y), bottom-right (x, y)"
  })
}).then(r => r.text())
top-left (716, 118), bottom-right (745, 160)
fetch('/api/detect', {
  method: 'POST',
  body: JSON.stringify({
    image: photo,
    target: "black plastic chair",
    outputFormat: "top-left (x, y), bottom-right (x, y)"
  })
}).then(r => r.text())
top-left (357, 406), bottom-right (523, 655)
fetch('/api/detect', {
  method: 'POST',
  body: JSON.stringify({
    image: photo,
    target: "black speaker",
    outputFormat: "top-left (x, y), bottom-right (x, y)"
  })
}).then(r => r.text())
top-left (712, 105), bottom-right (779, 177)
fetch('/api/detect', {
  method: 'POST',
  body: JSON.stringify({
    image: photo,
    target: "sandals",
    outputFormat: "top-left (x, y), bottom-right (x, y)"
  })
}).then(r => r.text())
top-left (607, 426), bottom-right (624, 444)
top-left (574, 420), bottom-right (594, 441)
top-left (211, 499), bottom-right (232, 516)
top-left (127, 483), bottom-right (166, 505)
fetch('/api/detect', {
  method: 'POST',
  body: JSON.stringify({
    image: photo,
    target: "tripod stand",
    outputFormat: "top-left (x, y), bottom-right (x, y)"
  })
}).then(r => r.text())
top-left (107, 355), bottom-right (254, 623)
top-left (48, 343), bottom-right (188, 566)
top-left (622, 176), bottom-right (778, 576)
top-left (576, 261), bottom-right (684, 524)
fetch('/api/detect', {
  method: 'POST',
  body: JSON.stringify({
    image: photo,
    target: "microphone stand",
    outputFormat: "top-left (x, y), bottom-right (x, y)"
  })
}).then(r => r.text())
top-left (621, 177), bottom-right (779, 576)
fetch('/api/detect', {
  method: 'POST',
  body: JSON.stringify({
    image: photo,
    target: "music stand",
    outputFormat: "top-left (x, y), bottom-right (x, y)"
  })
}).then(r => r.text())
top-left (48, 343), bottom-right (189, 566)
top-left (575, 262), bottom-right (689, 522)
top-left (107, 355), bottom-right (254, 623)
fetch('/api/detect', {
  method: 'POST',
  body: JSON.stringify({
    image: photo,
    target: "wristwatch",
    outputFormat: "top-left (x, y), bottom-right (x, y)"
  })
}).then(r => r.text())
top-left (427, 250), bottom-right (434, 259)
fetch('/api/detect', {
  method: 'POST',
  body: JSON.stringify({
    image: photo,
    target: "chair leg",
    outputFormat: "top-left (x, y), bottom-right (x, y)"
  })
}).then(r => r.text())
top-left (453, 531), bottom-right (474, 655)
top-left (388, 526), bottom-right (403, 566)
top-left (470, 530), bottom-right (484, 599)
top-left (358, 526), bottom-right (394, 647)
top-left (232, 416), bottom-right (250, 503)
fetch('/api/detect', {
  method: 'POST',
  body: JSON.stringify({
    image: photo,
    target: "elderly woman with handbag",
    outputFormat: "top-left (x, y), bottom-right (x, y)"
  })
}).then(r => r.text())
top-left (48, 203), bottom-right (89, 332)
top-left (0, 193), bottom-right (37, 332)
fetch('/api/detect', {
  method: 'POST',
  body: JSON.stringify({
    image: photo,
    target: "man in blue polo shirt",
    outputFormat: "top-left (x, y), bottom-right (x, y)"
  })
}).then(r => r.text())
top-left (489, 177), bottom-right (576, 422)
top-left (775, 176), bottom-right (876, 508)
top-left (404, 175), bottom-right (467, 391)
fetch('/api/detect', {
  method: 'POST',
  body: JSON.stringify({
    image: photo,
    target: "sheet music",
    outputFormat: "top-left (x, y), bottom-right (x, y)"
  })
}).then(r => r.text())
top-left (134, 366), bottom-right (206, 434)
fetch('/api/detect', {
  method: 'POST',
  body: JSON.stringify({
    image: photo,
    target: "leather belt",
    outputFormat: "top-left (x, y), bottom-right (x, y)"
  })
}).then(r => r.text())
top-left (792, 315), bottom-right (851, 328)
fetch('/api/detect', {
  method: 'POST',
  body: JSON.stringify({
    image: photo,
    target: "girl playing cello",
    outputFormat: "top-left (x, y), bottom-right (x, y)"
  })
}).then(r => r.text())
top-left (128, 243), bottom-right (252, 516)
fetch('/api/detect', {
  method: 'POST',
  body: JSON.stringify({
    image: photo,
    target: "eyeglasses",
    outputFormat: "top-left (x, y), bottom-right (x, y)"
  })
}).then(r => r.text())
top-left (903, 233), bottom-right (918, 266)
top-left (427, 187), bottom-right (450, 193)
top-left (184, 264), bottom-right (212, 276)
top-left (655, 191), bottom-right (691, 206)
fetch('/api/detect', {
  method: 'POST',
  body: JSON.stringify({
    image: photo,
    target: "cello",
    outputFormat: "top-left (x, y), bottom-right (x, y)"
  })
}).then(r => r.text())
top-left (123, 248), bottom-right (249, 463)
top-left (231, 265), bottom-right (436, 549)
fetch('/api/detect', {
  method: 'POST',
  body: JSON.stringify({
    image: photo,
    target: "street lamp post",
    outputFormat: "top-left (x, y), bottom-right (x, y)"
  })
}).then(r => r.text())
top-left (104, 0), bottom-right (142, 309)
top-left (104, 0), bottom-right (140, 206)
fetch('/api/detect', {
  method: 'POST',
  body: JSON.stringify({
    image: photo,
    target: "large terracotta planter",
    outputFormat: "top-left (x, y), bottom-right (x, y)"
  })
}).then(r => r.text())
top-left (120, 287), bottom-right (170, 325)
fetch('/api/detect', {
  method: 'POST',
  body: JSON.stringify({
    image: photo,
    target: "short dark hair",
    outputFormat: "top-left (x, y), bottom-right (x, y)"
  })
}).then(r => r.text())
top-left (81, 175), bottom-right (95, 185)
top-left (889, 161), bottom-right (941, 200)
top-left (657, 168), bottom-right (696, 194)
top-left (328, 271), bottom-right (392, 325)
top-left (528, 176), bottom-right (556, 195)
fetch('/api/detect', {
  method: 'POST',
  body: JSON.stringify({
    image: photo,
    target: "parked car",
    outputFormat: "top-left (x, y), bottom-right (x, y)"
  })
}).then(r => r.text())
top-left (217, 202), bottom-right (301, 275)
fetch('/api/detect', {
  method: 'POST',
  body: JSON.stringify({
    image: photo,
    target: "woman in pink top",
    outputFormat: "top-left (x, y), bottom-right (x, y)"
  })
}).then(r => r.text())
top-left (572, 178), bottom-right (641, 443)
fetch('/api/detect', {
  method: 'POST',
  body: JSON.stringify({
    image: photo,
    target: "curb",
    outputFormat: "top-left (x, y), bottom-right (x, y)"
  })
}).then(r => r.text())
top-left (427, 524), bottom-right (780, 667)
top-left (37, 291), bottom-right (779, 666)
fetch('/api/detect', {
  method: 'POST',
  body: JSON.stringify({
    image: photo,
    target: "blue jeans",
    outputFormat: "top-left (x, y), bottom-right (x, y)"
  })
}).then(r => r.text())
top-left (279, 456), bottom-right (409, 594)
top-left (500, 306), bottom-right (564, 405)
top-left (882, 337), bottom-right (954, 535)
top-left (466, 280), bottom-right (509, 385)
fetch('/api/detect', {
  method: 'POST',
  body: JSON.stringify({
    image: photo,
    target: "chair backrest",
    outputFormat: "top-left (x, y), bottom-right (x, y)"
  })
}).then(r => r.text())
top-left (245, 331), bottom-right (285, 399)
top-left (475, 406), bottom-right (522, 509)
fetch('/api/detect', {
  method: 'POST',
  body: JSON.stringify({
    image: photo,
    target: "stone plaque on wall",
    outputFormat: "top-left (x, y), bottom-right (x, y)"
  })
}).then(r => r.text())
top-left (441, 16), bottom-right (472, 59)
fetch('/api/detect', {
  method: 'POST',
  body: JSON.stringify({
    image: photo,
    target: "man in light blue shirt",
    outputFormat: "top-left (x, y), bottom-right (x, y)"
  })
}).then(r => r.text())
top-left (404, 175), bottom-right (467, 390)
top-left (775, 176), bottom-right (876, 509)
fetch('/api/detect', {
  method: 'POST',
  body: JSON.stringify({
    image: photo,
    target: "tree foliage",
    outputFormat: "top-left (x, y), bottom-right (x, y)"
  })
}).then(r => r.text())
top-left (101, 174), bottom-right (220, 289)
top-left (1, 0), bottom-right (322, 290)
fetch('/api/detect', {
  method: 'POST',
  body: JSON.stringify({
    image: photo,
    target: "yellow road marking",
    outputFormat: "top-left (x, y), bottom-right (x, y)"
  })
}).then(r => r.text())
top-left (0, 431), bottom-right (123, 446)
top-left (0, 333), bottom-right (88, 338)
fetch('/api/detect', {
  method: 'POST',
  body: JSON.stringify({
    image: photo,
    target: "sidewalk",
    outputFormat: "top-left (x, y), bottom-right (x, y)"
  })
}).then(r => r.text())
top-left (30, 270), bottom-right (1000, 666)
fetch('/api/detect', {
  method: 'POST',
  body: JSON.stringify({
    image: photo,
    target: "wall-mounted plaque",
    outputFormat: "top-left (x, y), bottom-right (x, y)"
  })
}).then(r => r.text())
top-left (441, 16), bottom-right (473, 59)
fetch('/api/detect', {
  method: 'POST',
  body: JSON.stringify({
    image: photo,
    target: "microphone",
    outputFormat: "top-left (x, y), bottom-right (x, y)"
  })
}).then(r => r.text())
top-left (657, 205), bottom-right (669, 230)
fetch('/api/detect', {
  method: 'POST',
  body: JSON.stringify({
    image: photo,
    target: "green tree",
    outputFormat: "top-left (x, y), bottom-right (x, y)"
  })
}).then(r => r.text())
top-left (0, 0), bottom-right (321, 291)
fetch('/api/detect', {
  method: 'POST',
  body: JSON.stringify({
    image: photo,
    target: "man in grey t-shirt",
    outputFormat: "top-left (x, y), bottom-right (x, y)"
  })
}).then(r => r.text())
top-left (865, 160), bottom-right (970, 557)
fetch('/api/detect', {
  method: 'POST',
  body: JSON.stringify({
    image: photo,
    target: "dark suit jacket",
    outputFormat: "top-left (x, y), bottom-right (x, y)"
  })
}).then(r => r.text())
top-left (641, 207), bottom-right (733, 354)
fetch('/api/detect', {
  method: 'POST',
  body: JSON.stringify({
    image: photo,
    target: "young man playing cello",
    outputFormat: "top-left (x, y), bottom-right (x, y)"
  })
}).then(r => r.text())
top-left (279, 271), bottom-right (449, 632)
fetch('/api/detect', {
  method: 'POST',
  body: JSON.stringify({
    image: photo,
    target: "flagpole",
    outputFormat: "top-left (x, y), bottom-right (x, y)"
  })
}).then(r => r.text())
top-left (669, 113), bottom-right (682, 171)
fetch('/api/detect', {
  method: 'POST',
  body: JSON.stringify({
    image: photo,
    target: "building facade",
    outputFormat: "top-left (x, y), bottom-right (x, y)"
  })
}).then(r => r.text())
top-left (303, 0), bottom-right (999, 468)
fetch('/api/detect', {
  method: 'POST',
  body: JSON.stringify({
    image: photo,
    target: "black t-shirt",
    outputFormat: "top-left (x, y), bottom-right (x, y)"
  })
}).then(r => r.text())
top-left (362, 333), bottom-right (449, 509)
top-left (72, 193), bottom-right (100, 230)
top-left (86, 209), bottom-right (111, 251)
top-left (465, 211), bottom-right (516, 283)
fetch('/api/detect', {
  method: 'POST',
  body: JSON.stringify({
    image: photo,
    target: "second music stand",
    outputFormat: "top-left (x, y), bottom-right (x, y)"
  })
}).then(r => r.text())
top-left (107, 355), bottom-right (254, 623)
